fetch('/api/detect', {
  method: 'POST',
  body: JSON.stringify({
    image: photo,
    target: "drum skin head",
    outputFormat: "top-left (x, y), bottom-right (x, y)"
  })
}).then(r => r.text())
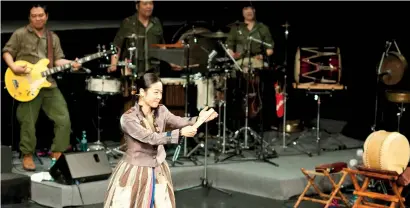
top-left (363, 130), bottom-right (410, 175)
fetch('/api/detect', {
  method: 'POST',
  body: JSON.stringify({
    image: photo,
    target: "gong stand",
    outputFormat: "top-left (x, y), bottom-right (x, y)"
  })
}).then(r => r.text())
top-left (372, 39), bottom-right (404, 132)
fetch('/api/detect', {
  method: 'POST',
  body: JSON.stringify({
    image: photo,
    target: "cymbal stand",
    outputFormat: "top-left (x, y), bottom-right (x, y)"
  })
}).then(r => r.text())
top-left (218, 68), bottom-right (233, 154)
top-left (396, 102), bottom-right (406, 132)
top-left (171, 34), bottom-right (199, 166)
top-left (88, 95), bottom-right (122, 159)
top-left (178, 52), bottom-right (232, 197)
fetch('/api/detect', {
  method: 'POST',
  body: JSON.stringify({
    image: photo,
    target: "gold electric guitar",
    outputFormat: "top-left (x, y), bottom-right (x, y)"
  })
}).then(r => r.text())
top-left (5, 45), bottom-right (117, 102)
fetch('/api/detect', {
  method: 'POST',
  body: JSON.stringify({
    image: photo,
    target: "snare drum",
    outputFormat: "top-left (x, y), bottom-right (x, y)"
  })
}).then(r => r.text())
top-left (86, 76), bottom-right (122, 95)
top-left (294, 47), bottom-right (342, 84)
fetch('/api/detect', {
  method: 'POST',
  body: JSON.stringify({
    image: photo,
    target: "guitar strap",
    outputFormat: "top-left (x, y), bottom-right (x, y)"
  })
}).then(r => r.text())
top-left (46, 30), bottom-right (54, 68)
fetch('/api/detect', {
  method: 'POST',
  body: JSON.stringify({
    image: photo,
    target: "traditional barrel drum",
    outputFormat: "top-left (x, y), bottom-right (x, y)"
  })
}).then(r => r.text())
top-left (363, 130), bottom-right (410, 174)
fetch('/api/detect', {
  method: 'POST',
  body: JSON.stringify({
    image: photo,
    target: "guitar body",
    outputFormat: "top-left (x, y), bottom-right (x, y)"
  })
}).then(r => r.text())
top-left (5, 59), bottom-right (51, 102)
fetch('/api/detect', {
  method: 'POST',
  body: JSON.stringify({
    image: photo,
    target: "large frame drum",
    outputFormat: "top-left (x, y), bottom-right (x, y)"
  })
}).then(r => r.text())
top-left (363, 130), bottom-right (410, 174)
top-left (294, 47), bottom-right (343, 89)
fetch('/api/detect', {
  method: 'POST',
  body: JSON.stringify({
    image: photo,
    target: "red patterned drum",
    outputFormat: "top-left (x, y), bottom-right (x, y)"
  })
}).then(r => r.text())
top-left (294, 47), bottom-right (342, 85)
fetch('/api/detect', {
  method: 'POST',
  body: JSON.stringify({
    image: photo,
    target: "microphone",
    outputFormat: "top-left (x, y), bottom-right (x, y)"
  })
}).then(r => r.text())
top-left (248, 36), bottom-right (272, 48)
top-left (82, 67), bottom-right (92, 74)
top-left (208, 50), bottom-right (218, 61)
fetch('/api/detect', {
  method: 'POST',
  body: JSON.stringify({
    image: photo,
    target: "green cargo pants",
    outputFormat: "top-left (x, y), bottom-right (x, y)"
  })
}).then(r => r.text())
top-left (16, 87), bottom-right (71, 155)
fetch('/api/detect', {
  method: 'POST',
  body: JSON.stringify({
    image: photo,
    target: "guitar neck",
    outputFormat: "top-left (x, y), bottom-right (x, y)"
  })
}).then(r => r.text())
top-left (41, 52), bottom-right (106, 77)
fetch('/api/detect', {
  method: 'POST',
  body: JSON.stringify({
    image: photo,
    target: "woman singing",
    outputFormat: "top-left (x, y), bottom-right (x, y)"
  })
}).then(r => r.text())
top-left (104, 73), bottom-right (218, 208)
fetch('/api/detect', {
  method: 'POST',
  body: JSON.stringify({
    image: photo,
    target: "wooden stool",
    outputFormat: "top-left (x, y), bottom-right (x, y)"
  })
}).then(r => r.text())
top-left (294, 167), bottom-right (350, 208)
top-left (344, 166), bottom-right (405, 208)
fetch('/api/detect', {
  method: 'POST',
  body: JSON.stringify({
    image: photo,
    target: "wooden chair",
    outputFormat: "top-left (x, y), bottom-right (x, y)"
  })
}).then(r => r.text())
top-left (344, 166), bottom-right (405, 208)
top-left (294, 167), bottom-right (350, 208)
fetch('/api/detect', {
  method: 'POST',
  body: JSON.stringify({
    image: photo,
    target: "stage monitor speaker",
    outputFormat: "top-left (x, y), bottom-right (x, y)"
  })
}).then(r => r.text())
top-left (1, 146), bottom-right (12, 173)
top-left (49, 151), bottom-right (112, 185)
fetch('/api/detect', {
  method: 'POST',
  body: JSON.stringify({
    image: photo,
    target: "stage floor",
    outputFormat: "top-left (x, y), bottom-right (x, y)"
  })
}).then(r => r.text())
top-left (3, 189), bottom-right (330, 208)
top-left (11, 128), bottom-right (363, 207)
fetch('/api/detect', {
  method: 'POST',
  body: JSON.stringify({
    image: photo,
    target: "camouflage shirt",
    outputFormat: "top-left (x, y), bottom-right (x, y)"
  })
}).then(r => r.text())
top-left (113, 13), bottom-right (165, 76)
top-left (2, 25), bottom-right (65, 87)
top-left (226, 22), bottom-right (274, 57)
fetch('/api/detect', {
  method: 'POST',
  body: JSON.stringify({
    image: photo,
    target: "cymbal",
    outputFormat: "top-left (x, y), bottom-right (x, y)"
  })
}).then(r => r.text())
top-left (381, 51), bottom-right (407, 85)
top-left (385, 90), bottom-right (410, 103)
top-left (226, 21), bottom-right (245, 28)
top-left (151, 41), bottom-right (184, 48)
top-left (200, 31), bottom-right (228, 38)
top-left (183, 30), bottom-right (207, 36)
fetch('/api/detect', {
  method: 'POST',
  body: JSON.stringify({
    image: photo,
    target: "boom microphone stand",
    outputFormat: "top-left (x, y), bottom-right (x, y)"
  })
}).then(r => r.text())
top-left (275, 21), bottom-right (312, 156)
top-left (177, 52), bottom-right (232, 197)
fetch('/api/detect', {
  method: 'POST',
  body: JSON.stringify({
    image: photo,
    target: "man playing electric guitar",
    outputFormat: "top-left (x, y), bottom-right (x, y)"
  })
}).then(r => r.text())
top-left (2, 4), bottom-right (81, 171)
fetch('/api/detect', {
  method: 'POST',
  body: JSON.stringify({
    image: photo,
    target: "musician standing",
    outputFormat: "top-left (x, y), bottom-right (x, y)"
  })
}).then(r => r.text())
top-left (108, 0), bottom-right (166, 76)
top-left (226, 4), bottom-right (277, 130)
top-left (2, 4), bottom-right (81, 171)
top-left (226, 5), bottom-right (274, 62)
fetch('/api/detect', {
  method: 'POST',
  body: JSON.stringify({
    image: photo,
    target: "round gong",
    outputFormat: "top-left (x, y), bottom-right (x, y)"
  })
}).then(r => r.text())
top-left (363, 130), bottom-right (410, 174)
top-left (381, 51), bottom-right (407, 85)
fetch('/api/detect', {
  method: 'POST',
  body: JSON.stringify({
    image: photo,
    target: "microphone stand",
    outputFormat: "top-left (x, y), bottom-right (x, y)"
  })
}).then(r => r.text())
top-left (255, 32), bottom-right (279, 164)
top-left (178, 52), bottom-right (232, 197)
top-left (281, 22), bottom-right (289, 149)
top-left (171, 32), bottom-right (200, 166)
top-left (276, 21), bottom-right (311, 156)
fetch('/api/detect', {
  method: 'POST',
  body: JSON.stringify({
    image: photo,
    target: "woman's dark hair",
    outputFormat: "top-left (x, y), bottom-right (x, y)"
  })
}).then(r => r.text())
top-left (136, 73), bottom-right (161, 93)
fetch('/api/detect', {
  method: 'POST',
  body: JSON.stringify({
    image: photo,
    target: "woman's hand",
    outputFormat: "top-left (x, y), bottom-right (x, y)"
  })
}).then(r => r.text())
top-left (180, 126), bottom-right (197, 137)
top-left (199, 106), bottom-right (219, 123)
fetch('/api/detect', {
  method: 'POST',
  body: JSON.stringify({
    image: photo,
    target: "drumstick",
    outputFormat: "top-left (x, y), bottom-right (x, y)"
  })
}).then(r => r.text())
top-left (193, 108), bottom-right (215, 129)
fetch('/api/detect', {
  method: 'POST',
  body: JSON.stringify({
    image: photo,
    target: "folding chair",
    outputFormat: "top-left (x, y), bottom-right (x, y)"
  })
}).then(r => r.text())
top-left (294, 165), bottom-right (350, 208)
top-left (344, 166), bottom-right (406, 208)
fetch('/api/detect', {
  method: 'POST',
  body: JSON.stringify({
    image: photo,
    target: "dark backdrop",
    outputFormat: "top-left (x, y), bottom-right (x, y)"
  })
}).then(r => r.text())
top-left (1, 1), bottom-right (410, 150)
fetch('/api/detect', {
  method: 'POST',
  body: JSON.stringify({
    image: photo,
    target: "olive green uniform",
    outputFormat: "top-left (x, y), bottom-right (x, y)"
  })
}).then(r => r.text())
top-left (226, 22), bottom-right (274, 56)
top-left (2, 25), bottom-right (71, 154)
top-left (113, 13), bottom-right (165, 77)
